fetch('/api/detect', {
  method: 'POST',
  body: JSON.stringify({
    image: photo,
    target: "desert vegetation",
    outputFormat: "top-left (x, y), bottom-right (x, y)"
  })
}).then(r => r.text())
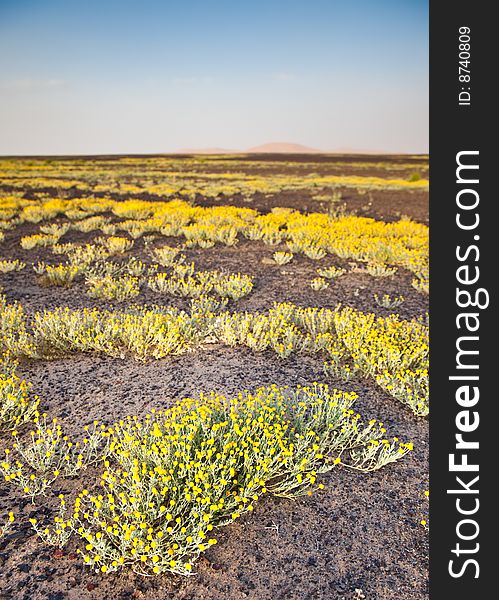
top-left (0, 153), bottom-right (428, 599)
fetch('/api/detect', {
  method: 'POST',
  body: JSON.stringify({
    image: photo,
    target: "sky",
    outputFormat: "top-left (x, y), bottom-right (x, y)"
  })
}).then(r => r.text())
top-left (0, 0), bottom-right (428, 155)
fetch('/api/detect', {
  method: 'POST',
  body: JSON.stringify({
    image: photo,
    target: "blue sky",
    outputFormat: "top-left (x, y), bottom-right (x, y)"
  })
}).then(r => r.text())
top-left (0, 0), bottom-right (428, 154)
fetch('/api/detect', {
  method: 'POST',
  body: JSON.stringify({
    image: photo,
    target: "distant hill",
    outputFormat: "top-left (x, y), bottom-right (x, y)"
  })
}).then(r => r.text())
top-left (175, 142), bottom-right (392, 155)
top-left (177, 142), bottom-right (324, 154)
top-left (246, 142), bottom-right (322, 153)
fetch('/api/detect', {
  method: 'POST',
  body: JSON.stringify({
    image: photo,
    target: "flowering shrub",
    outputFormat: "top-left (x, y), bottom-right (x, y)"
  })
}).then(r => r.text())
top-left (86, 274), bottom-right (141, 302)
top-left (365, 262), bottom-right (397, 278)
top-left (20, 233), bottom-right (60, 250)
top-left (0, 259), bottom-right (25, 273)
top-left (149, 245), bottom-right (182, 267)
top-left (37, 263), bottom-right (81, 287)
top-left (96, 236), bottom-right (134, 256)
top-left (1, 416), bottom-right (109, 499)
top-left (3, 196), bottom-right (428, 281)
top-left (317, 266), bottom-right (346, 279)
top-left (0, 295), bottom-right (429, 415)
top-left (0, 511), bottom-right (15, 540)
top-left (272, 252), bottom-right (293, 265)
top-left (148, 269), bottom-right (253, 302)
top-left (374, 294), bottom-right (405, 309)
top-left (3, 384), bottom-right (411, 575)
top-left (310, 277), bottom-right (329, 291)
top-left (0, 356), bottom-right (39, 430)
top-left (412, 276), bottom-right (429, 294)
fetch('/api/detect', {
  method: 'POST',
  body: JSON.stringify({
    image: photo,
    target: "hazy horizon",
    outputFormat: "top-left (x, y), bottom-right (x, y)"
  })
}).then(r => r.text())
top-left (0, 0), bottom-right (428, 155)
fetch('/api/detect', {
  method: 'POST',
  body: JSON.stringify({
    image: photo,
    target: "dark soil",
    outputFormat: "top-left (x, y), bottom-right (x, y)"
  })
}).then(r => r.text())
top-left (195, 188), bottom-right (428, 225)
top-left (0, 155), bottom-right (428, 600)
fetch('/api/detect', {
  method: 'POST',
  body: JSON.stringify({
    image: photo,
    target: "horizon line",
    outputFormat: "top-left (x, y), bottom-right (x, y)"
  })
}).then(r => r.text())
top-left (0, 150), bottom-right (429, 159)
